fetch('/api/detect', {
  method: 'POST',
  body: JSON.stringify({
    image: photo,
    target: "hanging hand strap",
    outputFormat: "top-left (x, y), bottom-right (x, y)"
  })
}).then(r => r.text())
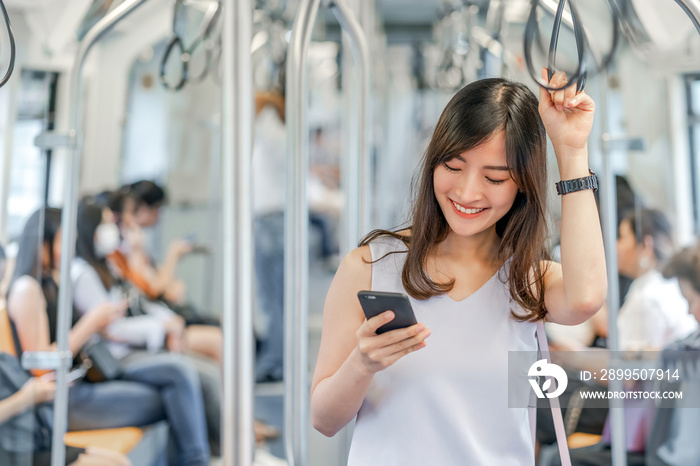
top-left (536, 320), bottom-right (571, 466)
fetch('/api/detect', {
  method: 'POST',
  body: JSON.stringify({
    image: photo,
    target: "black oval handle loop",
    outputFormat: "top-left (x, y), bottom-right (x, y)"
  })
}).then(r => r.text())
top-left (524, 0), bottom-right (619, 94)
top-left (160, 36), bottom-right (188, 91)
top-left (186, 37), bottom-right (215, 84)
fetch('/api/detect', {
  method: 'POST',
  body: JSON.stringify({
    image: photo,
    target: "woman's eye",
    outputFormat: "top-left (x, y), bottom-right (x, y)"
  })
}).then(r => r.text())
top-left (443, 162), bottom-right (460, 172)
top-left (486, 177), bottom-right (507, 185)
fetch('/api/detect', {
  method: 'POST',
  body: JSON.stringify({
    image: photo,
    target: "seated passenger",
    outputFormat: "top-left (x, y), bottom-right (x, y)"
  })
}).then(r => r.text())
top-left (615, 208), bottom-right (697, 349)
top-left (95, 190), bottom-right (222, 362)
top-left (117, 181), bottom-right (192, 305)
top-left (72, 199), bottom-right (222, 457)
top-left (0, 359), bottom-right (131, 466)
top-left (7, 208), bottom-right (211, 466)
top-left (550, 211), bottom-right (699, 465)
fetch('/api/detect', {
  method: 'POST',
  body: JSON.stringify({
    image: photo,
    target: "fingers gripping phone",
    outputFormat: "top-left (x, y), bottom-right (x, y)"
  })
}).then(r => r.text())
top-left (357, 291), bottom-right (418, 334)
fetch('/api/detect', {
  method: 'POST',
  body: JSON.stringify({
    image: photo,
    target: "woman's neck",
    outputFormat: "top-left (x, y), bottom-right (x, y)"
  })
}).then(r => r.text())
top-left (436, 228), bottom-right (501, 265)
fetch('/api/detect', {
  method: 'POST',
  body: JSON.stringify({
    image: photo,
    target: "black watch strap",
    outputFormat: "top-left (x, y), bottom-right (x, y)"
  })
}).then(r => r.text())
top-left (555, 169), bottom-right (598, 195)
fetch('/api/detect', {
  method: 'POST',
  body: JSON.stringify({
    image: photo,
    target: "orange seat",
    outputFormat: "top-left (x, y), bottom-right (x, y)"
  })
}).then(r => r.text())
top-left (568, 432), bottom-right (603, 449)
top-left (65, 427), bottom-right (144, 454)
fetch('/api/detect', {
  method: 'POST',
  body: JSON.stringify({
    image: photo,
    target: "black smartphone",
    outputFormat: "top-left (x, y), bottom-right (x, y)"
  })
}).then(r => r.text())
top-left (188, 244), bottom-right (211, 254)
top-left (357, 291), bottom-right (418, 334)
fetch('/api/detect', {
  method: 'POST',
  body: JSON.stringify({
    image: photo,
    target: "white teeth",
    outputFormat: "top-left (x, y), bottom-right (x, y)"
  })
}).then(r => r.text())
top-left (452, 201), bottom-right (485, 215)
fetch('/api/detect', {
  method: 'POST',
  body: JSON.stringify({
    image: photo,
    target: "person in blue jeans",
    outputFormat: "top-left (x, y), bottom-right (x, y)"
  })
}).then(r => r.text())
top-left (7, 208), bottom-right (210, 466)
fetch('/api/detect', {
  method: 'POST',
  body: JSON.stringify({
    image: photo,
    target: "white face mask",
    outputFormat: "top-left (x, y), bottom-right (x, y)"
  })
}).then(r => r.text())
top-left (94, 223), bottom-right (121, 258)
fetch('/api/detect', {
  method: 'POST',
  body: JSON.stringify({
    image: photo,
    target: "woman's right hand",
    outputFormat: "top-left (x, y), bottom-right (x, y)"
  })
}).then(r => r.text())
top-left (88, 300), bottom-right (128, 332)
top-left (18, 378), bottom-right (56, 406)
top-left (355, 311), bottom-right (431, 374)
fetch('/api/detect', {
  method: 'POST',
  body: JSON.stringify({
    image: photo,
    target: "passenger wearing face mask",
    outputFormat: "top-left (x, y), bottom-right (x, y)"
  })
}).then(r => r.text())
top-left (72, 203), bottom-right (175, 353)
top-left (71, 198), bottom-right (225, 457)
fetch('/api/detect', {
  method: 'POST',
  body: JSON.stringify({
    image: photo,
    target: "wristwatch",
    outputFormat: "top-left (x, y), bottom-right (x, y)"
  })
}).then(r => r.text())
top-left (555, 169), bottom-right (598, 195)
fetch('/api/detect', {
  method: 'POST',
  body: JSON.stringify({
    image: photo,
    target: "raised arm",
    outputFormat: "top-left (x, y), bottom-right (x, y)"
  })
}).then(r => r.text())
top-left (538, 69), bottom-right (607, 324)
top-left (310, 246), bottom-right (431, 437)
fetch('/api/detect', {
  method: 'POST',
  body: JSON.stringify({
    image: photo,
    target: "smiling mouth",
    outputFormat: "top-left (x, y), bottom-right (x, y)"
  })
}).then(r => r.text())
top-left (452, 201), bottom-right (486, 215)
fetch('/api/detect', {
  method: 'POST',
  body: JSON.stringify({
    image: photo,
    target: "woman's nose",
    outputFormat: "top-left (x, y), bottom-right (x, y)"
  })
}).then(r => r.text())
top-left (454, 175), bottom-right (484, 202)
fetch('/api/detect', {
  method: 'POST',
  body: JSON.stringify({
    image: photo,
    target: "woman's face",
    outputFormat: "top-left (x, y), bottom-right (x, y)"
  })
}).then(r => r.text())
top-left (52, 227), bottom-right (62, 270)
top-left (678, 278), bottom-right (700, 324)
top-left (134, 203), bottom-right (161, 228)
top-left (617, 219), bottom-right (640, 278)
top-left (432, 131), bottom-right (519, 240)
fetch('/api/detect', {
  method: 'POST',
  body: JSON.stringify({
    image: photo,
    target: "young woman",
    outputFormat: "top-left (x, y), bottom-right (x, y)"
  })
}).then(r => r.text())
top-left (7, 208), bottom-right (211, 466)
top-left (311, 71), bottom-right (607, 464)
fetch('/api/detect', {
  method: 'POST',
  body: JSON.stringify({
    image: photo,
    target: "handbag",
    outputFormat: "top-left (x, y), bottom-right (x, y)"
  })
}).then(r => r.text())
top-left (79, 338), bottom-right (123, 383)
top-left (0, 352), bottom-right (53, 452)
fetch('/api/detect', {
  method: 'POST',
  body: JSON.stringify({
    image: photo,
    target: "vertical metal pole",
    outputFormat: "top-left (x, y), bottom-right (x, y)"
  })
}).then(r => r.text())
top-left (221, 0), bottom-right (254, 464)
top-left (330, 0), bottom-right (372, 243)
top-left (597, 71), bottom-right (626, 466)
top-left (0, 74), bottom-right (20, 245)
top-left (285, 1), bottom-right (321, 464)
top-left (52, 2), bottom-right (149, 465)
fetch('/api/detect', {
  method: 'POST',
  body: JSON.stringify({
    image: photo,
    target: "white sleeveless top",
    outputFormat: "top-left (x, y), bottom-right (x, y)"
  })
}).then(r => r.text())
top-left (347, 237), bottom-right (539, 466)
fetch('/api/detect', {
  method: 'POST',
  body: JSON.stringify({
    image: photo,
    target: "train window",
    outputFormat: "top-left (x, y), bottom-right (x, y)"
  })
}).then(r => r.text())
top-left (4, 70), bottom-right (57, 241)
top-left (686, 74), bottom-right (700, 234)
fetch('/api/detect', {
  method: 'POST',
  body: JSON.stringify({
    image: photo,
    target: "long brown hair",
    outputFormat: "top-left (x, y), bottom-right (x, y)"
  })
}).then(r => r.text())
top-left (361, 78), bottom-right (549, 322)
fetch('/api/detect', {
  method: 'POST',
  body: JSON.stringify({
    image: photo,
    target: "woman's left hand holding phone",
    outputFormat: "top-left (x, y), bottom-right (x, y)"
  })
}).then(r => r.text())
top-left (354, 311), bottom-right (431, 374)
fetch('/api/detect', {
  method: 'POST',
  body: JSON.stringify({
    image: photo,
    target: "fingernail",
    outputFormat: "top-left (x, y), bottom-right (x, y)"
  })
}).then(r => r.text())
top-left (385, 312), bottom-right (393, 320)
top-left (564, 98), bottom-right (571, 107)
top-left (415, 324), bottom-right (425, 332)
top-left (423, 329), bottom-right (432, 337)
top-left (569, 97), bottom-right (578, 106)
top-left (556, 105), bottom-right (563, 111)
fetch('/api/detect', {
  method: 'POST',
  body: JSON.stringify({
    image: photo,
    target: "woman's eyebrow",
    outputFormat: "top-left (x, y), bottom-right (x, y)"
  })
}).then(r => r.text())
top-left (483, 165), bottom-right (510, 171)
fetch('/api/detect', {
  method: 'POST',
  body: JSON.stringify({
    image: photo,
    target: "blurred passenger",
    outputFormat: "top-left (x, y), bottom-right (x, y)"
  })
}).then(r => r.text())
top-left (252, 90), bottom-right (287, 383)
top-left (616, 208), bottom-right (697, 349)
top-left (0, 361), bottom-right (131, 466)
top-left (72, 199), bottom-right (222, 457)
top-left (550, 210), bottom-right (699, 465)
top-left (116, 181), bottom-right (192, 305)
top-left (102, 186), bottom-right (223, 363)
top-left (7, 208), bottom-right (211, 466)
top-left (650, 240), bottom-right (700, 464)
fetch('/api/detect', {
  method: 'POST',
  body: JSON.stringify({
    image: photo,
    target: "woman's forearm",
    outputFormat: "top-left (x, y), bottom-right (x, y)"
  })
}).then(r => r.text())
top-left (311, 348), bottom-right (375, 437)
top-left (557, 148), bottom-right (607, 314)
top-left (0, 391), bottom-right (32, 423)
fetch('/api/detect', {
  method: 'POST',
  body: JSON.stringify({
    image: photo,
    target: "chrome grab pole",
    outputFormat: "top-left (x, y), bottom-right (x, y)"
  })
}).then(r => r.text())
top-left (285, 1), bottom-right (321, 465)
top-left (673, 0), bottom-right (700, 34)
top-left (221, 0), bottom-right (255, 464)
top-left (330, 0), bottom-right (372, 243)
top-left (597, 71), bottom-right (626, 466)
top-left (51, 1), bottom-right (151, 465)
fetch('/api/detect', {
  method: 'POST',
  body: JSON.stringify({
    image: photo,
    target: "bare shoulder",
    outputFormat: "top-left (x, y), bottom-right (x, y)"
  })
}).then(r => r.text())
top-left (8, 276), bottom-right (42, 300)
top-left (335, 246), bottom-right (372, 290)
top-left (7, 276), bottom-right (45, 320)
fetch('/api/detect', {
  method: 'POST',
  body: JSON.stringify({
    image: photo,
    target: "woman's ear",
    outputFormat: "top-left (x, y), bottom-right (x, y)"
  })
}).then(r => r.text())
top-left (642, 234), bottom-right (655, 253)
